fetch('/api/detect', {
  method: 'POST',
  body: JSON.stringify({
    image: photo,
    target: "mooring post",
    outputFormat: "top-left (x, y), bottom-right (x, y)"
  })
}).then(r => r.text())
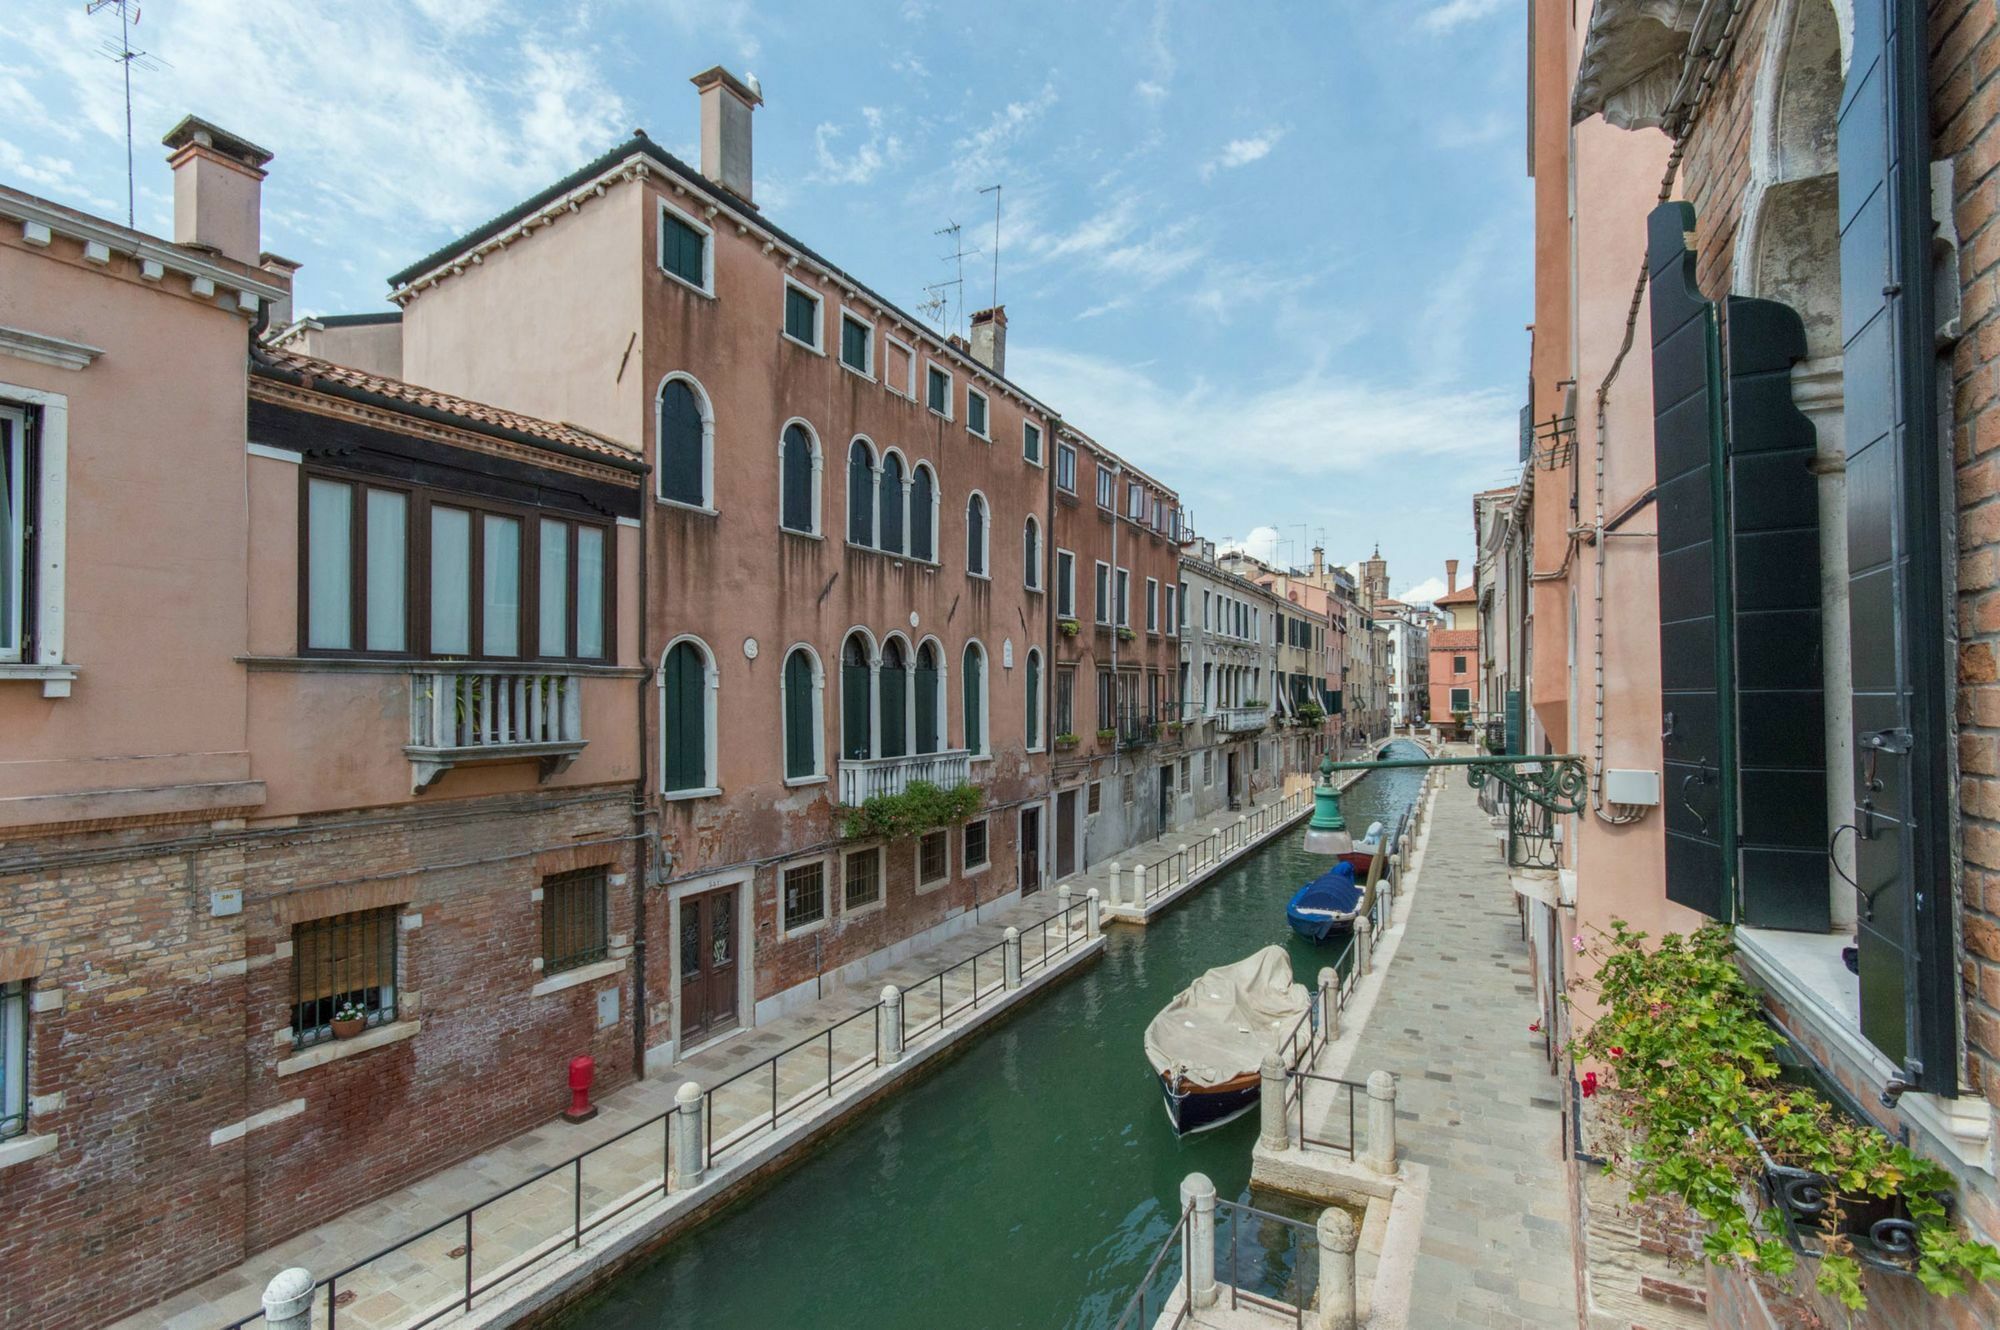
top-left (1364, 1070), bottom-right (1398, 1175)
top-left (673, 1080), bottom-right (706, 1189)
top-left (880, 986), bottom-right (905, 1063)
top-left (1259, 1053), bottom-right (1289, 1149)
top-left (1056, 882), bottom-right (1072, 919)
top-left (1085, 886), bottom-right (1101, 935)
top-left (1319, 965), bottom-right (1339, 1039)
top-left (1235, 814), bottom-right (1248, 850)
top-left (1107, 862), bottom-right (1122, 908)
top-left (1132, 863), bottom-right (1148, 908)
top-left (1002, 928), bottom-right (1022, 990)
top-left (1355, 915), bottom-right (1373, 976)
top-left (260, 1268), bottom-right (314, 1330)
top-left (1316, 1208), bottom-right (1359, 1330)
top-left (1181, 1172), bottom-right (1219, 1308)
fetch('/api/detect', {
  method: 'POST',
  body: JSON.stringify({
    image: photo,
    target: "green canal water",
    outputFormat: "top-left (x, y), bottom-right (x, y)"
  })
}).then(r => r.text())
top-left (558, 745), bottom-right (1428, 1329)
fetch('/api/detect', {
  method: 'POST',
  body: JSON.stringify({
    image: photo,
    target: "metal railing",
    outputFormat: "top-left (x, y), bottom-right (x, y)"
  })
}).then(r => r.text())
top-left (1289, 1071), bottom-right (1365, 1158)
top-left (704, 1002), bottom-right (883, 1165)
top-left (1137, 791), bottom-right (1311, 903)
top-left (1113, 1197), bottom-right (1322, 1329)
top-left (408, 667), bottom-right (583, 752)
top-left (1019, 897), bottom-right (1094, 976)
top-left (835, 748), bottom-right (972, 805)
top-left (1508, 784), bottom-right (1559, 870)
top-left (1113, 1199), bottom-right (1194, 1330)
top-left (1117, 705), bottom-right (1160, 749)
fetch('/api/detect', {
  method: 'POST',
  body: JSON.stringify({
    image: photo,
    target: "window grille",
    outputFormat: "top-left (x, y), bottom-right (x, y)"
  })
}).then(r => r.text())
top-left (844, 848), bottom-right (883, 910)
top-left (964, 819), bottom-right (990, 869)
top-left (542, 867), bottom-right (609, 975)
top-left (0, 980), bottom-right (24, 1140)
top-left (784, 861), bottom-right (826, 931)
top-left (292, 907), bottom-right (398, 1049)
top-left (919, 831), bottom-right (949, 886)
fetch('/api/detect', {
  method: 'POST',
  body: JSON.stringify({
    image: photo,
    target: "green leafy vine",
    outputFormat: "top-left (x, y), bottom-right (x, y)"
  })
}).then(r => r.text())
top-left (837, 780), bottom-right (982, 842)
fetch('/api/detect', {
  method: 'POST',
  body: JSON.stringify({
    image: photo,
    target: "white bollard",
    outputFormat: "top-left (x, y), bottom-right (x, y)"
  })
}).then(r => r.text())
top-left (1086, 887), bottom-right (1101, 935)
top-left (1364, 1070), bottom-right (1398, 1175)
top-left (1316, 1207), bottom-right (1359, 1330)
top-left (1236, 814), bottom-right (1248, 850)
top-left (673, 1080), bottom-right (706, 1188)
top-left (261, 1269), bottom-right (314, 1330)
top-left (1259, 1053), bottom-right (1289, 1148)
top-left (1057, 883), bottom-right (1072, 919)
top-left (881, 986), bottom-right (905, 1063)
top-left (1132, 863), bottom-right (1148, 907)
top-left (1002, 928), bottom-right (1022, 989)
top-left (1355, 915), bottom-right (1373, 976)
top-left (1319, 966), bottom-right (1339, 1039)
top-left (1181, 1172), bottom-right (1219, 1308)
top-left (1107, 862), bottom-right (1123, 907)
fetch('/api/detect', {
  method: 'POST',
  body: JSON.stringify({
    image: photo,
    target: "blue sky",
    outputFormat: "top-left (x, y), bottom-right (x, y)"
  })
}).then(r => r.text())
top-left (3, 0), bottom-right (1528, 603)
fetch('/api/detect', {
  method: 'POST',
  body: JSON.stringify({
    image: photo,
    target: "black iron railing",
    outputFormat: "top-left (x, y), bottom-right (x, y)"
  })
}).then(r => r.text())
top-left (1113, 1197), bottom-right (1322, 1329)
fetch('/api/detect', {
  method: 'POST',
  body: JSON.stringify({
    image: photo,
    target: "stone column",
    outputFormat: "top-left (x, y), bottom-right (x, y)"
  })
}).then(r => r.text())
top-left (673, 1080), bottom-right (706, 1188)
top-left (1002, 928), bottom-right (1022, 989)
top-left (1316, 1207), bottom-right (1358, 1330)
top-left (1319, 966), bottom-right (1339, 1040)
top-left (1181, 1172), bottom-right (1219, 1309)
top-left (1057, 882), bottom-right (1072, 918)
top-left (261, 1269), bottom-right (314, 1330)
top-left (1259, 1053), bottom-right (1289, 1149)
top-left (881, 986), bottom-right (905, 1063)
top-left (1355, 916), bottom-right (1373, 976)
top-left (1107, 862), bottom-right (1122, 907)
top-left (1085, 887), bottom-right (1101, 934)
top-left (1235, 814), bottom-right (1248, 849)
top-left (1364, 1070), bottom-right (1397, 1175)
top-left (1132, 863), bottom-right (1148, 907)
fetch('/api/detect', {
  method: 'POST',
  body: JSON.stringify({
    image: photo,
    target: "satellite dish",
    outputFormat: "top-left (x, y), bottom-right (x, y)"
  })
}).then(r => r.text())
top-left (745, 71), bottom-right (763, 99)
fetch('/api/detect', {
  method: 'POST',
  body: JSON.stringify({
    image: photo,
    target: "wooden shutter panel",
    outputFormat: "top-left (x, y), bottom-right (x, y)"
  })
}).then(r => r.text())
top-left (848, 446), bottom-right (872, 546)
top-left (665, 644), bottom-right (706, 790)
top-left (1725, 294), bottom-right (1830, 930)
top-left (842, 654), bottom-right (871, 760)
top-left (880, 662), bottom-right (908, 758)
top-left (915, 657), bottom-right (939, 754)
top-left (1648, 201), bottom-right (1734, 922)
top-left (785, 652), bottom-right (814, 779)
top-left (1840, 0), bottom-right (1955, 1091)
top-left (660, 384), bottom-right (704, 505)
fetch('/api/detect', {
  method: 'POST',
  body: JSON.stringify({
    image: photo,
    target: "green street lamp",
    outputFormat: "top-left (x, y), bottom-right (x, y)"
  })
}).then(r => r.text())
top-left (1303, 752), bottom-right (1353, 857)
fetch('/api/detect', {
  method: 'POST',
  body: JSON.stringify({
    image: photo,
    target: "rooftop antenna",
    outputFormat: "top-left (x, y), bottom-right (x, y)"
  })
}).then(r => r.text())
top-left (89, 0), bottom-right (165, 229)
top-left (977, 183), bottom-right (1001, 309)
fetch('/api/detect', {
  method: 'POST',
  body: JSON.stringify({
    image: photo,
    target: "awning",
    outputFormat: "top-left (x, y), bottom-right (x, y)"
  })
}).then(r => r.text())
top-left (1570, 0), bottom-right (1706, 131)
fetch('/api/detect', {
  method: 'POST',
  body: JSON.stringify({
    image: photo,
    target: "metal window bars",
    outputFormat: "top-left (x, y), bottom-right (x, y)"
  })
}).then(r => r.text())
top-left (540, 867), bottom-right (608, 975)
top-left (291, 907), bottom-right (398, 1049)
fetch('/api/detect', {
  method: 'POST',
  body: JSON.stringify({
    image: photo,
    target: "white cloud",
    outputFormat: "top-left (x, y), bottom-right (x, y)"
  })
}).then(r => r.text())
top-left (1397, 576), bottom-right (1447, 605)
top-left (1219, 527), bottom-right (1282, 563)
top-left (659, 0), bottom-right (761, 59)
top-left (1200, 128), bottom-right (1285, 181)
top-left (810, 107), bottom-right (903, 186)
top-left (949, 83), bottom-right (1058, 192)
top-left (1420, 0), bottom-right (1510, 34)
top-left (1134, 0), bottom-right (1176, 102)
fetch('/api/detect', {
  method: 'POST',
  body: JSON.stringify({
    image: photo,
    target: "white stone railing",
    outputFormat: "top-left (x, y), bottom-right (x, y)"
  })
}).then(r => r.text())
top-left (406, 667), bottom-right (586, 792)
top-left (837, 749), bottom-right (972, 805)
top-left (1218, 705), bottom-right (1270, 734)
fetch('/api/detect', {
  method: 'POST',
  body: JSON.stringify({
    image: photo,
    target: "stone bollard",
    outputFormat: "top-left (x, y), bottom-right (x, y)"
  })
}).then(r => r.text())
top-left (1132, 863), bottom-right (1148, 907)
top-left (1355, 915), bottom-right (1373, 976)
top-left (1316, 1208), bottom-right (1359, 1330)
top-left (672, 1080), bottom-right (706, 1189)
top-left (1236, 814), bottom-right (1248, 850)
top-left (1181, 1172), bottom-right (1219, 1308)
top-left (261, 1268), bottom-right (314, 1330)
top-left (1259, 1053), bottom-right (1289, 1149)
top-left (1107, 862), bottom-right (1122, 908)
top-left (1318, 966), bottom-right (1339, 1039)
top-left (881, 986), bottom-right (905, 1063)
top-left (1057, 881), bottom-right (1072, 914)
top-left (1364, 1070), bottom-right (1398, 1175)
top-left (1002, 928), bottom-right (1022, 990)
top-left (1086, 887), bottom-right (1101, 935)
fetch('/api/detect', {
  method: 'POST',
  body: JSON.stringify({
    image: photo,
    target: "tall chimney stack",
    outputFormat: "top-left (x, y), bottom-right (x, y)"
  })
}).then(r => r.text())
top-left (1312, 545), bottom-right (1325, 578)
top-left (970, 306), bottom-right (1007, 375)
top-left (1446, 559), bottom-right (1459, 595)
top-left (691, 66), bottom-right (763, 204)
top-left (161, 116), bottom-right (271, 267)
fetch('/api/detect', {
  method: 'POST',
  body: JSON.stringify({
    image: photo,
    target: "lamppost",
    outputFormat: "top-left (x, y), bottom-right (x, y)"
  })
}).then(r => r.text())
top-left (1298, 747), bottom-right (1590, 865)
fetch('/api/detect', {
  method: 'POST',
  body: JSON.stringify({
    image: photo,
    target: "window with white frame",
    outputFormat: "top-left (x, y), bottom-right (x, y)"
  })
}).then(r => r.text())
top-left (1056, 442), bottom-right (1077, 492)
top-left (839, 310), bottom-right (873, 376)
top-left (1023, 515), bottom-right (1042, 590)
top-left (884, 336), bottom-right (916, 397)
top-left (1, 403), bottom-right (36, 664)
top-left (657, 373), bottom-right (714, 509)
top-left (1146, 578), bottom-right (1159, 633)
top-left (783, 860), bottom-right (827, 932)
top-left (1165, 585), bottom-right (1178, 636)
top-left (1094, 561), bottom-right (1111, 625)
top-left (658, 202), bottom-right (712, 294)
top-left (843, 846), bottom-right (883, 911)
top-left (1056, 549), bottom-right (1076, 619)
top-left (926, 364), bottom-right (953, 417)
top-left (963, 817), bottom-right (990, 871)
top-left (917, 830), bottom-right (949, 889)
top-left (1115, 568), bottom-right (1130, 627)
top-left (1125, 481), bottom-right (1145, 521)
top-left (967, 388), bottom-right (990, 439)
top-left (966, 493), bottom-right (989, 576)
top-left (1024, 421), bottom-right (1043, 465)
top-left (1, 979), bottom-right (24, 1139)
top-left (783, 279), bottom-right (823, 351)
top-left (1204, 750), bottom-right (1215, 786)
top-left (1096, 464), bottom-right (1115, 509)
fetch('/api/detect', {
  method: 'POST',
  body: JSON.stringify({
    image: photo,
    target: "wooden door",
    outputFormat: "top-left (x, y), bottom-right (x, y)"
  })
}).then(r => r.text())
top-left (679, 887), bottom-right (739, 1046)
top-left (1020, 806), bottom-right (1042, 896)
top-left (1056, 790), bottom-right (1078, 879)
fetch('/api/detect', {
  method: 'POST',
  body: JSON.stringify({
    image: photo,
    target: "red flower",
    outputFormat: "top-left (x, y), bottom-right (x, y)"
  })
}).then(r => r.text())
top-left (1608, 1046), bottom-right (1624, 1059)
top-left (1581, 1071), bottom-right (1599, 1098)
top-left (1528, 1021), bottom-right (1541, 1033)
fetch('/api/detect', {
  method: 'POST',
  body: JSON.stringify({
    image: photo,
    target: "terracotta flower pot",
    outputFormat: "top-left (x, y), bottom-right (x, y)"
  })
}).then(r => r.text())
top-left (330, 1016), bottom-right (367, 1040)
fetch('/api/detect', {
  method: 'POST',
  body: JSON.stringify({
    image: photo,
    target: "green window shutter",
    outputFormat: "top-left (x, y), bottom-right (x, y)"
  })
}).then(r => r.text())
top-left (880, 661), bottom-right (908, 758)
top-left (786, 287), bottom-right (817, 344)
top-left (664, 643), bottom-right (707, 791)
top-left (848, 444), bottom-right (873, 546)
top-left (663, 216), bottom-right (704, 286)
top-left (659, 382), bottom-right (705, 505)
top-left (781, 425), bottom-right (814, 533)
top-left (1027, 655), bottom-right (1040, 748)
top-left (784, 651), bottom-right (815, 779)
top-left (842, 655), bottom-right (872, 760)
top-left (842, 317), bottom-right (869, 369)
top-left (910, 467), bottom-right (934, 561)
top-left (915, 656), bottom-right (939, 754)
top-left (963, 649), bottom-right (983, 755)
top-left (1841, 0), bottom-right (1955, 1092)
top-left (878, 456), bottom-right (905, 554)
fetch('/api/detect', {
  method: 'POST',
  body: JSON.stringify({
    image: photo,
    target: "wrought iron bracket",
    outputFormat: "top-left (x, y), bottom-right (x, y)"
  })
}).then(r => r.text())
top-left (1325, 752), bottom-right (1589, 815)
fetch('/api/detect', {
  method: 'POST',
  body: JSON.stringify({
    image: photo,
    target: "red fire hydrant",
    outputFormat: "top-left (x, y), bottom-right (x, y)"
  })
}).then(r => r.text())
top-left (564, 1054), bottom-right (598, 1124)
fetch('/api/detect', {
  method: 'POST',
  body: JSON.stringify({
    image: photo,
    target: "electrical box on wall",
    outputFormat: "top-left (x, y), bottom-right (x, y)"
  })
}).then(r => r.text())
top-left (1603, 769), bottom-right (1661, 806)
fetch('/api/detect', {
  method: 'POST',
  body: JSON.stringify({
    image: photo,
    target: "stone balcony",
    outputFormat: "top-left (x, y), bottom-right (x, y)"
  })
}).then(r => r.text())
top-left (406, 666), bottom-right (587, 792)
top-left (837, 749), bottom-right (973, 805)
top-left (1217, 705), bottom-right (1270, 734)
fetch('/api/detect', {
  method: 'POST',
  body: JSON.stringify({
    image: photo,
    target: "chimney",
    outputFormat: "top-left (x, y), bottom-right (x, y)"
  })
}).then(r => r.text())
top-left (691, 66), bottom-right (763, 204)
top-left (971, 305), bottom-right (1008, 375)
top-left (1312, 545), bottom-right (1325, 578)
top-left (161, 115), bottom-right (272, 266)
top-left (1446, 559), bottom-right (1459, 595)
top-left (259, 252), bottom-right (301, 330)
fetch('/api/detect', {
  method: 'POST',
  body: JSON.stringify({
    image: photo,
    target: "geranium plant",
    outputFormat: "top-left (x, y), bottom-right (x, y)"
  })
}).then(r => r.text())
top-left (1569, 921), bottom-right (2000, 1310)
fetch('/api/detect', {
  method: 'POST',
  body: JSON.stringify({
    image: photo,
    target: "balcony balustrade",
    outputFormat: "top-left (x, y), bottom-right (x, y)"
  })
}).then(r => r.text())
top-left (407, 666), bottom-right (586, 792)
top-left (837, 749), bottom-right (973, 805)
top-left (1218, 704), bottom-right (1270, 734)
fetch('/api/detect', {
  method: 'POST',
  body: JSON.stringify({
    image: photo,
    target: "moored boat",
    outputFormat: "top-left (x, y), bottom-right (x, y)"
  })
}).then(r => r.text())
top-left (1144, 947), bottom-right (1312, 1134)
top-left (1286, 861), bottom-right (1364, 942)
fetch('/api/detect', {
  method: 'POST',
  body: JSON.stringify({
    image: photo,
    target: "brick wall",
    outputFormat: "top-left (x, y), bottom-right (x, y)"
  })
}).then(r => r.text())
top-left (0, 787), bottom-right (639, 1330)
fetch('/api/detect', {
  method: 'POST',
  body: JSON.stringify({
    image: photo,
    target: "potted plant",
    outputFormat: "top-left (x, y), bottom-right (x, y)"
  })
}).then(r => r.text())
top-left (1059, 618), bottom-right (1081, 639)
top-left (1297, 702), bottom-right (1325, 726)
top-left (1054, 732), bottom-right (1079, 750)
top-left (1117, 626), bottom-right (1137, 643)
top-left (330, 1001), bottom-right (368, 1040)
top-left (1095, 727), bottom-right (1117, 744)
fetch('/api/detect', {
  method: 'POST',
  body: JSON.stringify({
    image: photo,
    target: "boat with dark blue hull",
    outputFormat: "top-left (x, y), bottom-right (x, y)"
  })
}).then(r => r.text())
top-left (1286, 862), bottom-right (1364, 942)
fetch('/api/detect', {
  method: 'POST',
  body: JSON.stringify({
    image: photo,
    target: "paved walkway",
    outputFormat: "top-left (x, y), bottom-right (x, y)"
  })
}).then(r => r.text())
top-left (1342, 769), bottom-right (1577, 1329)
top-left (124, 778), bottom-right (1316, 1330)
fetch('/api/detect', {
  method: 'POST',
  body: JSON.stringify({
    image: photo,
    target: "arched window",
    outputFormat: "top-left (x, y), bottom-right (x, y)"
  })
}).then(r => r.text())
top-left (780, 422), bottom-right (818, 534)
top-left (658, 377), bottom-right (710, 508)
top-left (1023, 515), bottom-right (1042, 590)
top-left (782, 646), bottom-right (822, 780)
top-left (879, 452), bottom-right (906, 555)
top-left (661, 638), bottom-right (714, 792)
top-left (842, 632), bottom-right (873, 760)
top-left (880, 637), bottom-right (909, 757)
top-left (915, 641), bottom-right (941, 754)
top-left (910, 463), bottom-right (936, 562)
top-left (966, 493), bottom-right (988, 577)
top-left (1026, 648), bottom-right (1042, 750)
top-left (962, 641), bottom-right (986, 756)
top-left (847, 440), bottom-right (875, 546)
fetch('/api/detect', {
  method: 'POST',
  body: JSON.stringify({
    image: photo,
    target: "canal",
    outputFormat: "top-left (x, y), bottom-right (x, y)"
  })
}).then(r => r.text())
top-left (557, 745), bottom-right (1429, 1329)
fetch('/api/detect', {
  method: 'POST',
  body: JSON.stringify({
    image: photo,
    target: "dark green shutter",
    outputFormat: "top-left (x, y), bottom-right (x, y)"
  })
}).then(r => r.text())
top-left (784, 651), bottom-right (815, 779)
top-left (659, 383), bottom-right (704, 506)
top-left (1725, 293), bottom-right (1829, 930)
top-left (879, 457), bottom-right (904, 554)
top-left (881, 659), bottom-right (908, 757)
top-left (781, 425), bottom-right (813, 533)
top-left (910, 466), bottom-right (934, 561)
top-left (916, 654), bottom-right (939, 753)
top-left (1027, 654), bottom-right (1041, 747)
top-left (1841, 0), bottom-right (1954, 1091)
top-left (843, 651), bottom-right (872, 761)
top-left (664, 643), bottom-right (706, 791)
top-left (1648, 201), bottom-right (1734, 922)
top-left (963, 649), bottom-right (983, 755)
top-left (848, 444), bottom-right (873, 546)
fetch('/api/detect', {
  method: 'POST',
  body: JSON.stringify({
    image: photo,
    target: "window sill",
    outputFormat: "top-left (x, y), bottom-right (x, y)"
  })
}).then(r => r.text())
top-left (783, 774), bottom-right (829, 788)
top-left (658, 269), bottom-right (716, 300)
top-left (840, 361), bottom-right (876, 383)
top-left (532, 956), bottom-right (626, 998)
top-left (276, 1019), bottom-right (420, 1077)
top-left (928, 408), bottom-right (953, 423)
top-left (661, 786), bottom-right (723, 803)
top-left (781, 526), bottom-right (825, 541)
top-left (0, 1132), bottom-right (57, 1171)
top-left (240, 656), bottom-right (644, 678)
top-left (842, 898), bottom-right (885, 920)
top-left (782, 333), bottom-right (826, 357)
top-left (657, 498), bottom-right (720, 517)
top-left (969, 430), bottom-right (991, 443)
top-left (968, 571), bottom-right (991, 582)
top-left (0, 663), bottom-right (78, 698)
top-left (1735, 927), bottom-right (1995, 1176)
top-left (781, 918), bottom-right (828, 942)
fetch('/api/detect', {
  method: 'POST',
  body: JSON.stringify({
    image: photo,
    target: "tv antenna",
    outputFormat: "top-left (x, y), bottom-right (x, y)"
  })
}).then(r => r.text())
top-left (919, 220), bottom-right (982, 336)
top-left (977, 183), bottom-right (1001, 310)
top-left (89, 0), bottom-right (166, 228)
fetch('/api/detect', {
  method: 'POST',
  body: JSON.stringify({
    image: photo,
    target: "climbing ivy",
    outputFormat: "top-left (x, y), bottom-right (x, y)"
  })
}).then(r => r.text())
top-left (838, 780), bottom-right (982, 842)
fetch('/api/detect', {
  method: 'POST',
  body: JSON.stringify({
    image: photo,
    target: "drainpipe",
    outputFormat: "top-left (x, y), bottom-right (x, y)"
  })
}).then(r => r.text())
top-left (631, 393), bottom-right (655, 1078)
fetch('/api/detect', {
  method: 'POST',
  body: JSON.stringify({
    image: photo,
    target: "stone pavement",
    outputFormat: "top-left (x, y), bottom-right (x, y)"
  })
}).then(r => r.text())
top-left (1341, 768), bottom-right (1578, 1329)
top-left (121, 779), bottom-right (1314, 1330)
